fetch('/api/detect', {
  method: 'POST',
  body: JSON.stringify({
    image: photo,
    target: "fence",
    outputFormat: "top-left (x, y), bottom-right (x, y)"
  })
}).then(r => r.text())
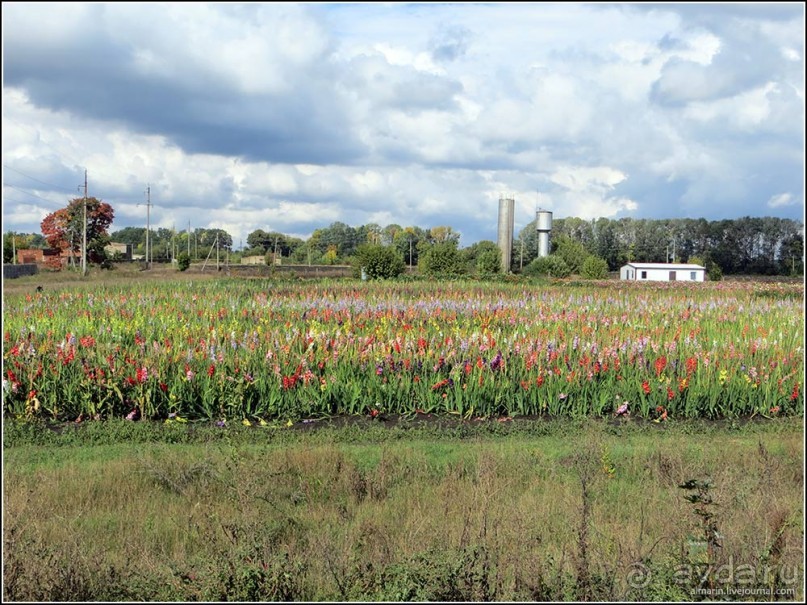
top-left (3, 264), bottom-right (38, 279)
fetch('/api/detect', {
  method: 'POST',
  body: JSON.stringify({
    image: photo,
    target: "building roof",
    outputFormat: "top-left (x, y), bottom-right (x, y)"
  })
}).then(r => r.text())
top-left (622, 263), bottom-right (705, 270)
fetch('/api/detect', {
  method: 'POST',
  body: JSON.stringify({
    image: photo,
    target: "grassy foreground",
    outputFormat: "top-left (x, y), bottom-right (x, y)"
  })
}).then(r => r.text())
top-left (3, 416), bottom-right (804, 601)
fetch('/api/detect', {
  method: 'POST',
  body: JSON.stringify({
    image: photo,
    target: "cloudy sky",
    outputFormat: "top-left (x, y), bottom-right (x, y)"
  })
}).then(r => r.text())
top-left (2, 2), bottom-right (804, 248)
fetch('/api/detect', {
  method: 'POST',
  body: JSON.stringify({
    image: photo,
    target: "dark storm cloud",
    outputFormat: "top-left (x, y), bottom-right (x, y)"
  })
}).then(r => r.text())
top-left (2, 3), bottom-right (367, 165)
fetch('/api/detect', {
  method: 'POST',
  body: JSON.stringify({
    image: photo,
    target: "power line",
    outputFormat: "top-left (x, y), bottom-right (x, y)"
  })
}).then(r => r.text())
top-left (2, 164), bottom-right (76, 193)
top-left (3, 118), bottom-right (87, 169)
top-left (2, 183), bottom-right (64, 206)
top-left (2, 196), bottom-right (47, 206)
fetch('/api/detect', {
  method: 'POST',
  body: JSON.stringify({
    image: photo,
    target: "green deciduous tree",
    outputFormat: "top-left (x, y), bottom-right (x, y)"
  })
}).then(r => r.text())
top-left (524, 254), bottom-right (571, 279)
top-left (418, 241), bottom-right (464, 277)
top-left (353, 244), bottom-right (406, 279)
top-left (462, 240), bottom-right (501, 275)
top-left (553, 234), bottom-right (590, 275)
top-left (580, 255), bottom-right (609, 279)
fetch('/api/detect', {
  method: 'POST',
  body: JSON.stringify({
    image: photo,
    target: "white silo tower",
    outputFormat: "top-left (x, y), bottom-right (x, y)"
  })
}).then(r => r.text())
top-left (497, 196), bottom-right (515, 273)
top-left (536, 209), bottom-right (553, 258)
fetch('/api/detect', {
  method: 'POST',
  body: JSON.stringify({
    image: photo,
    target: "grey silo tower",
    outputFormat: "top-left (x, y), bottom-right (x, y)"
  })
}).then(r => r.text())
top-left (497, 195), bottom-right (515, 273)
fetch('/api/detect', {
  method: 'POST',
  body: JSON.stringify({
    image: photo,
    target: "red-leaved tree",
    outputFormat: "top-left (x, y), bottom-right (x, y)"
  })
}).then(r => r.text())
top-left (41, 197), bottom-right (115, 265)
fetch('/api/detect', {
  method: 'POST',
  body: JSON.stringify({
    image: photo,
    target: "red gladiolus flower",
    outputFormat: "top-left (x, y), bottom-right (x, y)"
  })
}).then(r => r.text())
top-left (654, 357), bottom-right (667, 377)
top-left (791, 383), bottom-right (800, 401)
top-left (208, 364), bottom-right (215, 377)
top-left (667, 387), bottom-right (675, 401)
top-left (642, 380), bottom-right (651, 395)
top-left (431, 378), bottom-right (450, 391)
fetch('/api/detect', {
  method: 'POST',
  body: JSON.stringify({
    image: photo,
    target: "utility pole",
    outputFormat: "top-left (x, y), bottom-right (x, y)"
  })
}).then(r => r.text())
top-left (81, 169), bottom-right (88, 276)
top-left (11, 233), bottom-right (16, 264)
top-left (188, 220), bottom-right (191, 258)
top-left (140, 185), bottom-right (153, 269)
top-left (216, 234), bottom-right (219, 270)
top-left (520, 232), bottom-right (524, 271)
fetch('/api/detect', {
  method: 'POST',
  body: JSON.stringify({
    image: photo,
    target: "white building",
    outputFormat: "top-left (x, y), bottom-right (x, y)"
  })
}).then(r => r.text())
top-left (619, 262), bottom-right (706, 282)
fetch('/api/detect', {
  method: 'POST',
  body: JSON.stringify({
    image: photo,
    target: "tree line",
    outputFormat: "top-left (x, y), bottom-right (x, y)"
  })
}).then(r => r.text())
top-left (539, 216), bottom-right (804, 276)
top-left (2, 195), bottom-right (803, 277)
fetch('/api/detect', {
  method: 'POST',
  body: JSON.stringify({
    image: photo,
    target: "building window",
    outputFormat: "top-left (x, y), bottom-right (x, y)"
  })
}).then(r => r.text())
top-left (669, 271), bottom-right (677, 281)
top-left (640, 271), bottom-right (647, 279)
top-left (690, 271), bottom-right (697, 281)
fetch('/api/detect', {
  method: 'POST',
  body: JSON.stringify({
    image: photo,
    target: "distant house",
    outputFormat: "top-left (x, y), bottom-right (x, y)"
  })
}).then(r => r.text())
top-left (619, 262), bottom-right (706, 282)
top-left (241, 255), bottom-right (266, 265)
top-left (17, 248), bottom-right (76, 269)
top-left (16, 248), bottom-right (45, 265)
top-left (105, 242), bottom-right (133, 260)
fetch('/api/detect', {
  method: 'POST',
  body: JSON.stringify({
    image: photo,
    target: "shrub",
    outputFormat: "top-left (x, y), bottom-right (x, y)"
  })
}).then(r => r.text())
top-left (524, 255), bottom-right (571, 279)
top-left (708, 264), bottom-right (723, 281)
top-left (580, 256), bottom-right (609, 280)
top-left (177, 252), bottom-right (191, 272)
top-left (554, 235), bottom-right (590, 275)
top-left (476, 248), bottom-right (501, 275)
top-left (353, 244), bottom-right (405, 280)
top-left (418, 242), bottom-right (464, 277)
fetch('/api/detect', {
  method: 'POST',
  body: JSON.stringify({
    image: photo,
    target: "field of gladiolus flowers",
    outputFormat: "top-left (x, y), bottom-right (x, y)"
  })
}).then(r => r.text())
top-left (2, 278), bottom-right (803, 423)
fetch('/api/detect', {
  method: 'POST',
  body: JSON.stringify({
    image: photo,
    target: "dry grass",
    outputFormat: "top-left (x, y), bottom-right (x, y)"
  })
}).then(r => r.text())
top-left (3, 420), bottom-right (804, 601)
